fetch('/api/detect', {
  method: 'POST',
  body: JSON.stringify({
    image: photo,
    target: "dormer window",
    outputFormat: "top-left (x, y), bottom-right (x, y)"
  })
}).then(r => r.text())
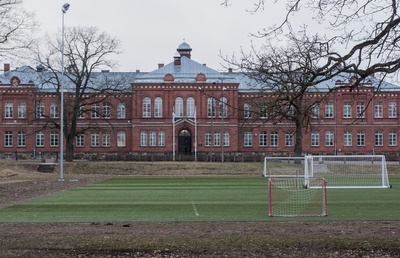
top-left (10, 76), bottom-right (20, 86)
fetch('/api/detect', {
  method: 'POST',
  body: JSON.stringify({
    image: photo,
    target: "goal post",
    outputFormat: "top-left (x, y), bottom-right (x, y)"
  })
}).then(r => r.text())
top-left (268, 177), bottom-right (328, 217)
top-left (306, 155), bottom-right (390, 189)
top-left (264, 155), bottom-right (390, 189)
top-left (263, 156), bottom-right (306, 178)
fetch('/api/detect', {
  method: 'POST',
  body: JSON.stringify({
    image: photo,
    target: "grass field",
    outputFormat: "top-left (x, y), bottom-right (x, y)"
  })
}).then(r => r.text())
top-left (1, 176), bottom-right (399, 223)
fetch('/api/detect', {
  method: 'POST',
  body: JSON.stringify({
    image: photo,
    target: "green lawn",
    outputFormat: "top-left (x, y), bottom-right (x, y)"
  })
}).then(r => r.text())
top-left (1, 176), bottom-right (399, 223)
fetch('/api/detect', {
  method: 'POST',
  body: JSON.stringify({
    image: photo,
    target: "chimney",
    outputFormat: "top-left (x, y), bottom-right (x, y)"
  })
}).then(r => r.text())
top-left (174, 51), bottom-right (181, 66)
top-left (4, 63), bottom-right (10, 72)
top-left (228, 68), bottom-right (233, 73)
top-left (158, 63), bottom-right (164, 68)
top-left (101, 70), bottom-right (110, 73)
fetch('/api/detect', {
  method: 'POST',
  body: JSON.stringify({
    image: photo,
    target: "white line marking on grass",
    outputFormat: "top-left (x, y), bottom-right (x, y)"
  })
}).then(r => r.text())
top-left (191, 200), bottom-right (200, 217)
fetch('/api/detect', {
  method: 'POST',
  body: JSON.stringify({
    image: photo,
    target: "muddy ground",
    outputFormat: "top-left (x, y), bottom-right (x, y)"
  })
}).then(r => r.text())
top-left (0, 161), bottom-right (399, 257)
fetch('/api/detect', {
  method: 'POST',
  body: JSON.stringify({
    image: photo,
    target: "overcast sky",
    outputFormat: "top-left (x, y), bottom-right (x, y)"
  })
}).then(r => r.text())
top-left (23, 0), bottom-right (280, 73)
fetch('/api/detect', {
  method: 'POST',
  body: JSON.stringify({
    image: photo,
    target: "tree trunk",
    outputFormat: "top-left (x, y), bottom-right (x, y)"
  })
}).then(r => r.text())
top-left (65, 135), bottom-right (74, 162)
top-left (294, 117), bottom-right (303, 157)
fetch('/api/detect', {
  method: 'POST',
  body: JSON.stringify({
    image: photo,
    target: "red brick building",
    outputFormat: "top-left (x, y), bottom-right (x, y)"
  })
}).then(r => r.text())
top-left (1, 42), bottom-right (400, 160)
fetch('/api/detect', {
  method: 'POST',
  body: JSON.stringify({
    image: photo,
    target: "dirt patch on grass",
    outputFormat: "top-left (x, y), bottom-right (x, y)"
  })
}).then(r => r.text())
top-left (0, 160), bottom-right (399, 257)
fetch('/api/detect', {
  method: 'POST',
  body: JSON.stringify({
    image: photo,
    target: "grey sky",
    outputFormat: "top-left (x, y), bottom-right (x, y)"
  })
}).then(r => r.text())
top-left (23, 0), bottom-right (275, 73)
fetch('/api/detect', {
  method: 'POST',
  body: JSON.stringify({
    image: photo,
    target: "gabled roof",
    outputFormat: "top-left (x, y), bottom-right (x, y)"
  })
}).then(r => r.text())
top-left (134, 56), bottom-right (237, 83)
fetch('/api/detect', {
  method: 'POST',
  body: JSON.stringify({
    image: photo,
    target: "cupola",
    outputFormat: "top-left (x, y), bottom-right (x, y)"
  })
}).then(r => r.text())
top-left (177, 42), bottom-right (192, 59)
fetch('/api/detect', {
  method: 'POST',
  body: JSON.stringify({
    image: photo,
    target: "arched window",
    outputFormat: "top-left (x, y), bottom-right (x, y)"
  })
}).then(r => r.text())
top-left (117, 102), bottom-right (126, 119)
top-left (219, 97), bottom-right (227, 118)
top-left (154, 97), bottom-right (163, 118)
top-left (143, 97), bottom-right (151, 118)
top-left (186, 97), bottom-right (195, 117)
top-left (207, 97), bottom-right (216, 117)
top-left (175, 97), bottom-right (183, 117)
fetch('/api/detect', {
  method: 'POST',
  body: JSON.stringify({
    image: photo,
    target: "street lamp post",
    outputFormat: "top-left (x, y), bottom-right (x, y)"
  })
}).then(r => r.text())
top-left (221, 86), bottom-right (225, 163)
top-left (60, 3), bottom-right (70, 181)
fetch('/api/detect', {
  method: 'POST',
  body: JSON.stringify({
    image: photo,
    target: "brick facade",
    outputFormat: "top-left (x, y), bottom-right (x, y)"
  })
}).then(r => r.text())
top-left (0, 43), bottom-right (400, 160)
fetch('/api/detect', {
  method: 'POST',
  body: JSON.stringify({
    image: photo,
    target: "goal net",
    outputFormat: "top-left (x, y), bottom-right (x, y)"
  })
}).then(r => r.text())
top-left (263, 155), bottom-right (390, 188)
top-left (268, 177), bottom-right (328, 217)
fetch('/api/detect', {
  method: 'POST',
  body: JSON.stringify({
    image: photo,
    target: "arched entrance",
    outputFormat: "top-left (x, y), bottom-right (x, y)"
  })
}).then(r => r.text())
top-left (178, 129), bottom-right (192, 155)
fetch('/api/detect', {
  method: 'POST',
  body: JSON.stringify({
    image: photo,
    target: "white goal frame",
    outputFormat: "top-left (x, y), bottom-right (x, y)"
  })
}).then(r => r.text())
top-left (263, 155), bottom-right (390, 189)
top-left (268, 177), bottom-right (328, 217)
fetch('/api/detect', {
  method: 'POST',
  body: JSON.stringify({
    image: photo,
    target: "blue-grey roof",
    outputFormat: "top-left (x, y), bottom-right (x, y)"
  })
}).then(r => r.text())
top-left (178, 42), bottom-right (191, 50)
top-left (235, 72), bottom-right (400, 92)
top-left (134, 56), bottom-right (237, 83)
top-left (0, 66), bottom-right (146, 92)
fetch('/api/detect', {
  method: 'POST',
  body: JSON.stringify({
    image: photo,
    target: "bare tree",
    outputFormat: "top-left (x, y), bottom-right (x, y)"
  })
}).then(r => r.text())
top-left (0, 0), bottom-right (37, 60)
top-left (223, 1), bottom-right (400, 155)
top-left (34, 26), bottom-right (132, 161)
top-left (224, 0), bottom-right (400, 82)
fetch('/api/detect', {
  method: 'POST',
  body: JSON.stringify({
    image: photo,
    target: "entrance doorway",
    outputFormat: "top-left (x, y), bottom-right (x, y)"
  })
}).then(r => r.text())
top-left (178, 129), bottom-right (192, 155)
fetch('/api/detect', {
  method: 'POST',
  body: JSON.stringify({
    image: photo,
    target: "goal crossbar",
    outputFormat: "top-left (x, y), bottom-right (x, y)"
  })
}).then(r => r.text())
top-left (264, 155), bottom-right (390, 189)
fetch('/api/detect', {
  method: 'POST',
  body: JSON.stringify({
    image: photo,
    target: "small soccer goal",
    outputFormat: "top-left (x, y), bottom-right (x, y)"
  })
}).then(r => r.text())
top-left (263, 155), bottom-right (390, 189)
top-left (268, 177), bottom-right (328, 217)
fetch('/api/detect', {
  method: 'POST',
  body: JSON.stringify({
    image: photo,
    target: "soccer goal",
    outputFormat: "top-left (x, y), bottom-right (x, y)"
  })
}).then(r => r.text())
top-left (268, 177), bottom-right (328, 217)
top-left (263, 155), bottom-right (390, 188)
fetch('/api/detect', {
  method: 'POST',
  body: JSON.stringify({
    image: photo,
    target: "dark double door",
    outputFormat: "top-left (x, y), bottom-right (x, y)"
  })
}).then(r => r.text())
top-left (178, 129), bottom-right (192, 155)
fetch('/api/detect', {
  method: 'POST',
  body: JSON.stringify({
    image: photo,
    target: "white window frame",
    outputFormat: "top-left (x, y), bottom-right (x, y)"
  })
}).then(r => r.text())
top-left (117, 102), bottom-right (126, 119)
top-left (344, 131), bottom-right (352, 146)
top-left (311, 131), bottom-right (320, 146)
top-left (158, 131), bottom-right (165, 146)
top-left (91, 132), bottom-right (100, 147)
top-left (285, 132), bottom-right (293, 147)
top-left (223, 131), bottom-right (229, 146)
top-left (91, 103), bottom-right (100, 119)
top-left (388, 102), bottom-right (397, 118)
top-left (343, 102), bottom-right (352, 118)
top-left (103, 102), bottom-right (111, 118)
top-left (325, 131), bottom-right (334, 146)
top-left (207, 97), bottom-right (216, 118)
top-left (374, 102), bottom-right (383, 118)
top-left (389, 131), bottom-right (397, 146)
top-left (76, 134), bottom-right (85, 147)
top-left (18, 131), bottom-right (26, 147)
top-left (214, 132), bottom-right (220, 146)
top-left (142, 97), bottom-right (151, 118)
top-left (357, 131), bottom-right (365, 146)
top-left (117, 131), bottom-right (126, 147)
top-left (205, 132), bottom-right (211, 146)
top-left (259, 131), bottom-right (267, 147)
top-left (50, 102), bottom-right (59, 119)
top-left (356, 102), bottom-right (365, 118)
top-left (311, 104), bottom-right (320, 118)
top-left (36, 131), bottom-right (44, 147)
top-left (102, 132), bottom-right (110, 147)
top-left (154, 97), bottom-right (163, 118)
top-left (5, 102), bottom-right (13, 118)
top-left (186, 97), bottom-right (195, 117)
top-left (375, 131), bottom-right (383, 146)
top-left (18, 102), bottom-right (26, 118)
top-left (36, 102), bottom-right (45, 118)
top-left (244, 132), bottom-right (253, 147)
top-left (149, 131), bottom-right (156, 146)
top-left (244, 103), bottom-right (252, 118)
top-left (50, 131), bottom-right (59, 147)
top-left (140, 131), bottom-right (147, 146)
top-left (270, 131), bottom-right (279, 147)
top-left (175, 97), bottom-right (183, 117)
top-left (219, 97), bottom-right (227, 118)
top-left (4, 131), bottom-right (12, 147)
top-left (325, 102), bottom-right (334, 118)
